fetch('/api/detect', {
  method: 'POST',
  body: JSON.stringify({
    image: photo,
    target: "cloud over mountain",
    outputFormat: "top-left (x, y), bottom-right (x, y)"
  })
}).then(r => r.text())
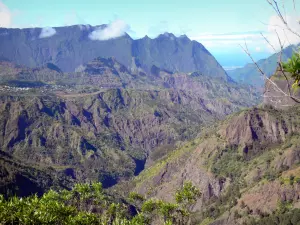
top-left (189, 13), bottom-right (300, 55)
top-left (39, 27), bottom-right (57, 38)
top-left (0, 1), bottom-right (12, 28)
top-left (267, 14), bottom-right (300, 51)
top-left (89, 19), bottom-right (129, 41)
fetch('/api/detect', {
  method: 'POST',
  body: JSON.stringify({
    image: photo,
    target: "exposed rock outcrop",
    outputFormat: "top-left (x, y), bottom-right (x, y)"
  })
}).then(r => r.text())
top-left (264, 67), bottom-right (300, 109)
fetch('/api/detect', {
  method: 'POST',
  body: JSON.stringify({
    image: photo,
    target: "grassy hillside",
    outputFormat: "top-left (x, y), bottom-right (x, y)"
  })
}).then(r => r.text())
top-left (121, 105), bottom-right (300, 224)
top-left (0, 58), bottom-right (261, 195)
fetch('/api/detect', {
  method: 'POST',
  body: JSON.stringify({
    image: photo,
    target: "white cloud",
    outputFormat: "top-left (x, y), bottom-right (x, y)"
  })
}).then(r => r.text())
top-left (266, 14), bottom-right (300, 51)
top-left (39, 27), bottom-right (57, 38)
top-left (89, 19), bottom-right (129, 41)
top-left (0, 1), bottom-right (12, 28)
top-left (78, 24), bottom-right (91, 30)
top-left (190, 33), bottom-right (262, 41)
top-left (188, 13), bottom-right (300, 54)
top-left (189, 32), bottom-right (267, 51)
top-left (223, 66), bottom-right (243, 71)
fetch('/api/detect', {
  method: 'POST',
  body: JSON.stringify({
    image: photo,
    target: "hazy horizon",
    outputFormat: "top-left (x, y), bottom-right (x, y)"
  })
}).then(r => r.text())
top-left (0, 0), bottom-right (299, 67)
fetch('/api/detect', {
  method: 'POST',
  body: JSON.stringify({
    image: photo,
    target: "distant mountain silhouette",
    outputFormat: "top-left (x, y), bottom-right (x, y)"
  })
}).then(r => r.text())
top-left (0, 25), bottom-right (230, 81)
top-left (228, 44), bottom-right (299, 87)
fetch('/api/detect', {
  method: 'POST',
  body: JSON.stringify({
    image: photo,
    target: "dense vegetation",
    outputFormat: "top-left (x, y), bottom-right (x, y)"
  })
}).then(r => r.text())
top-left (0, 181), bottom-right (200, 225)
top-left (1, 4), bottom-right (300, 224)
top-left (282, 48), bottom-right (300, 88)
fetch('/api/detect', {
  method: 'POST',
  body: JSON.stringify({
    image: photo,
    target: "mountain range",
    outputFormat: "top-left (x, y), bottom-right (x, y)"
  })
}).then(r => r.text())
top-left (1, 24), bottom-right (300, 225)
top-left (228, 44), bottom-right (299, 88)
top-left (0, 56), bottom-right (260, 194)
top-left (0, 25), bottom-right (230, 81)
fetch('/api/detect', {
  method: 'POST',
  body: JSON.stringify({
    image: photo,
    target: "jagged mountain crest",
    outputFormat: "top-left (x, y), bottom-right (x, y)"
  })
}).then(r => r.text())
top-left (0, 25), bottom-right (230, 81)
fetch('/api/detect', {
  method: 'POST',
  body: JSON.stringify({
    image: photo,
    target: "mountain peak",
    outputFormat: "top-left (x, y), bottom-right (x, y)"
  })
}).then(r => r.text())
top-left (179, 34), bottom-right (189, 39)
top-left (157, 32), bottom-right (176, 40)
top-left (142, 35), bottom-right (151, 40)
top-left (0, 26), bottom-right (228, 79)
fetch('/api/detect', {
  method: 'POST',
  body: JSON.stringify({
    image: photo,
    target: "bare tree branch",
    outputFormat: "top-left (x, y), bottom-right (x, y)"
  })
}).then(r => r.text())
top-left (259, 20), bottom-right (300, 40)
top-left (239, 41), bottom-right (300, 103)
top-left (283, 29), bottom-right (293, 46)
top-left (239, 1), bottom-right (300, 105)
top-left (265, 0), bottom-right (300, 39)
top-left (260, 32), bottom-right (276, 52)
top-left (275, 30), bottom-right (292, 97)
top-left (281, 0), bottom-right (287, 22)
top-left (266, 0), bottom-right (287, 25)
top-left (240, 42), bottom-right (286, 96)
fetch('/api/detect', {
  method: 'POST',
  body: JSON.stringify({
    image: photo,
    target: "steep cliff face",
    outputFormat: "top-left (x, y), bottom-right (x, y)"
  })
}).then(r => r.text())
top-left (0, 61), bottom-right (63, 83)
top-left (0, 151), bottom-right (74, 198)
top-left (132, 33), bottom-right (229, 79)
top-left (0, 58), bottom-right (261, 208)
top-left (0, 26), bottom-right (133, 74)
top-left (0, 26), bottom-right (229, 80)
top-left (263, 67), bottom-right (300, 109)
top-left (128, 105), bottom-right (300, 224)
top-left (0, 77), bottom-right (258, 189)
top-left (218, 107), bottom-right (300, 155)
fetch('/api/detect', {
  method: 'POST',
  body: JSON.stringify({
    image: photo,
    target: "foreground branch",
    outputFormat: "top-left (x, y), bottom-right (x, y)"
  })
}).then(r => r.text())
top-left (239, 42), bottom-right (300, 103)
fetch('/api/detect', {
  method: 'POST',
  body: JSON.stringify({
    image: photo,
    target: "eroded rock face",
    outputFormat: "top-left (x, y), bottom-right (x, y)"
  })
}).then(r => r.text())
top-left (0, 151), bottom-right (74, 198)
top-left (264, 67), bottom-right (300, 109)
top-left (134, 137), bottom-right (231, 211)
top-left (218, 107), bottom-right (300, 157)
top-left (0, 82), bottom-right (257, 188)
top-left (240, 181), bottom-right (300, 213)
top-left (0, 26), bottom-right (230, 81)
top-left (130, 105), bottom-right (300, 224)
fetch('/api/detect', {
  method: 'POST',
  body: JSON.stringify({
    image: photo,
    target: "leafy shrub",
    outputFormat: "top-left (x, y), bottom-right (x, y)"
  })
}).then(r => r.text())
top-left (0, 181), bottom-right (201, 225)
top-left (282, 49), bottom-right (300, 88)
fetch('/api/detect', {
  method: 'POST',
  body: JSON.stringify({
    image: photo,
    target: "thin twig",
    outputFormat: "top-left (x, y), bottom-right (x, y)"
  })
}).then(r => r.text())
top-left (265, 0), bottom-right (300, 39)
top-left (240, 41), bottom-right (300, 103)
top-left (260, 32), bottom-right (276, 52)
top-left (260, 20), bottom-right (300, 40)
top-left (281, 0), bottom-right (287, 22)
top-left (283, 29), bottom-right (292, 46)
top-left (275, 30), bottom-right (292, 96)
top-left (240, 42), bottom-right (286, 95)
top-left (266, 0), bottom-right (287, 25)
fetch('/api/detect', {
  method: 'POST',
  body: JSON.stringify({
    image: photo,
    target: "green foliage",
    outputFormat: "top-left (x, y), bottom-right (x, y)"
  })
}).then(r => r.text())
top-left (246, 208), bottom-right (300, 225)
top-left (129, 192), bottom-right (145, 203)
top-left (0, 181), bottom-right (203, 225)
top-left (0, 182), bottom-right (132, 225)
top-left (175, 181), bottom-right (201, 209)
top-left (210, 148), bottom-right (245, 179)
top-left (282, 48), bottom-right (300, 88)
top-left (128, 182), bottom-right (201, 224)
top-left (289, 175), bottom-right (295, 185)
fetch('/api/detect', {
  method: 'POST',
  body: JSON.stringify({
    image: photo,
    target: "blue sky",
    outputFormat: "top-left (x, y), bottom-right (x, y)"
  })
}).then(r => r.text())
top-left (2, 0), bottom-right (276, 35)
top-left (1, 0), bottom-right (299, 67)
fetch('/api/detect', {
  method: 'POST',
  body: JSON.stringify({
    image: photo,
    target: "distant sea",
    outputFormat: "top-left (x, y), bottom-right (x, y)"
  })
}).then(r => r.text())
top-left (222, 66), bottom-right (242, 71)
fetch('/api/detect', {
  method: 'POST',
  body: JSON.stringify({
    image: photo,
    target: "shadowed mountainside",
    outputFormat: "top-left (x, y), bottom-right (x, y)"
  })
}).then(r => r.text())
top-left (0, 26), bottom-right (230, 81)
top-left (228, 44), bottom-right (299, 88)
top-left (120, 104), bottom-right (300, 225)
top-left (0, 58), bottom-right (260, 194)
